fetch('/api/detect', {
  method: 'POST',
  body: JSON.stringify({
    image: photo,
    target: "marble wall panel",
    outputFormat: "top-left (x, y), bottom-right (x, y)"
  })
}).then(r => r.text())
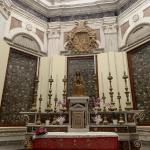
top-left (0, 49), bottom-right (37, 126)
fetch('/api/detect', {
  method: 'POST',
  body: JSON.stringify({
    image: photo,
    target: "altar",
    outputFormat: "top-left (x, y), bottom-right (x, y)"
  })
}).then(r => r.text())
top-left (32, 132), bottom-right (118, 150)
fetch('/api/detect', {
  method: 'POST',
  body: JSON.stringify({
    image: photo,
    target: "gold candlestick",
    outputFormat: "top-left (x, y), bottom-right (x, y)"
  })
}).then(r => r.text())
top-left (30, 76), bottom-right (39, 112)
top-left (107, 72), bottom-right (117, 111)
top-left (102, 93), bottom-right (106, 112)
top-left (123, 71), bottom-right (132, 110)
top-left (62, 75), bottom-right (67, 111)
top-left (54, 95), bottom-right (58, 113)
top-left (36, 94), bottom-right (42, 125)
top-left (45, 75), bottom-right (54, 112)
top-left (117, 92), bottom-right (122, 112)
top-left (93, 74), bottom-right (99, 98)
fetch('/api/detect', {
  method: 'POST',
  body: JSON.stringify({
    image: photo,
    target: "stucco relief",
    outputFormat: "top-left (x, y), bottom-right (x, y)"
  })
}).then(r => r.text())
top-left (12, 34), bottom-right (41, 52)
top-left (64, 21), bottom-right (99, 53)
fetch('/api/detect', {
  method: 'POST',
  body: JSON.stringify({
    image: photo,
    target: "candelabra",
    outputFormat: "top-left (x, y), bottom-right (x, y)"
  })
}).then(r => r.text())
top-left (123, 71), bottom-right (132, 111)
top-left (30, 76), bottom-right (39, 112)
top-left (36, 94), bottom-right (42, 125)
top-left (62, 75), bottom-right (67, 111)
top-left (45, 75), bottom-right (54, 112)
top-left (54, 95), bottom-right (58, 113)
top-left (102, 93), bottom-right (106, 112)
top-left (93, 74), bottom-right (99, 98)
top-left (93, 74), bottom-right (101, 111)
top-left (117, 92), bottom-right (122, 112)
top-left (107, 72), bottom-right (117, 111)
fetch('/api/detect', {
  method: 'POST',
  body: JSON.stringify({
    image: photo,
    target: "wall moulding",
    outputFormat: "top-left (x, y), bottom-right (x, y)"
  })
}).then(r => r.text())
top-left (4, 34), bottom-right (46, 57)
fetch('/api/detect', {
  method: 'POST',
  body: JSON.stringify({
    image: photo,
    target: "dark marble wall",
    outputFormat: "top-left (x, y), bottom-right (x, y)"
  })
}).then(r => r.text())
top-left (0, 49), bottom-right (37, 126)
top-left (128, 42), bottom-right (150, 125)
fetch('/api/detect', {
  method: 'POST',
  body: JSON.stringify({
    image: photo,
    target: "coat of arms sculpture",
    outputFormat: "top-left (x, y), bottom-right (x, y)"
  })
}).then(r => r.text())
top-left (65, 21), bottom-right (99, 54)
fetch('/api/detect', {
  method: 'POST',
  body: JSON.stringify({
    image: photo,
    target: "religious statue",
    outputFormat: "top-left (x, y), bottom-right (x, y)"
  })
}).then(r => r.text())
top-left (72, 71), bottom-right (86, 96)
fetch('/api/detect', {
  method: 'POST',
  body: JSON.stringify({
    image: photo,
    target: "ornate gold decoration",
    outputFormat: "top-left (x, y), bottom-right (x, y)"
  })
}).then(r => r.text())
top-left (65, 21), bottom-right (99, 53)
top-left (45, 75), bottom-right (53, 112)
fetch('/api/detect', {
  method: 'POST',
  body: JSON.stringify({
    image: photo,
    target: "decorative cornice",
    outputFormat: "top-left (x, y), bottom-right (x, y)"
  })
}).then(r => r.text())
top-left (7, 0), bottom-right (140, 22)
top-left (0, 0), bottom-right (11, 19)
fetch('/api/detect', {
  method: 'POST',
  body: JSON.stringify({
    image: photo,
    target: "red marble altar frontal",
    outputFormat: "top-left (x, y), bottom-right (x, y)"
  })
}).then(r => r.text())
top-left (32, 132), bottom-right (119, 150)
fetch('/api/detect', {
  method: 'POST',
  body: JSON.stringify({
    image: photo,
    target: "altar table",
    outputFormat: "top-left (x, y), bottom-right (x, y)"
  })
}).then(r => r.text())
top-left (32, 132), bottom-right (119, 150)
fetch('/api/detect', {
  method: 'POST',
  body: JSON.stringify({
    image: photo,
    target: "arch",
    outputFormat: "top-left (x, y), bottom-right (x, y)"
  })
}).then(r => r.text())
top-left (6, 28), bottom-right (44, 52)
top-left (12, 33), bottom-right (41, 52)
top-left (123, 22), bottom-right (150, 48)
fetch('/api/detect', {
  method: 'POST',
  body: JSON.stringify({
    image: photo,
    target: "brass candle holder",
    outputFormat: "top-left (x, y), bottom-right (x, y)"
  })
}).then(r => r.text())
top-left (93, 74), bottom-right (99, 98)
top-left (62, 75), bottom-right (67, 112)
top-left (45, 75), bottom-right (54, 112)
top-left (102, 93), bottom-right (106, 112)
top-left (30, 76), bottom-right (39, 112)
top-left (36, 94), bottom-right (42, 125)
top-left (123, 71), bottom-right (132, 111)
top-left (107, 72), bottom-right (117, 111)
top-left (117, 92), bottom-right (122, 112)
top-left (93, 74), bottom-right (101, 111)
top-left (54, 95), bottom-right (58, 113)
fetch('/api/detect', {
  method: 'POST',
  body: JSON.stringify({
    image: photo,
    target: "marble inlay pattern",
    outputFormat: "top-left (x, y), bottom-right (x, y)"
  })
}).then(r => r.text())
top-left (129, 42), bottom-right (150, 125)
top-left (10, 17), bottom-right (22, 30)
top-left (0, 49), bottom-right (37, 126)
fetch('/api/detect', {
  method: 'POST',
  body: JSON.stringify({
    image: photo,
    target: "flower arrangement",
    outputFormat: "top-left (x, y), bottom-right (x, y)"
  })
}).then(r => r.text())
top-left (56, 116), bottom-right (65, 125)
top-left (93, 114), bottom-right (102, 125)
top-left (34, 127), bottom-right (47, 136)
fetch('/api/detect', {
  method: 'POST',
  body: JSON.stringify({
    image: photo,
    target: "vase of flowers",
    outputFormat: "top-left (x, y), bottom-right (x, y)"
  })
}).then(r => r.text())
top-left (94, 115), bottom-right (102, 125)
top-left (56, 116), bottom-right (65, 125)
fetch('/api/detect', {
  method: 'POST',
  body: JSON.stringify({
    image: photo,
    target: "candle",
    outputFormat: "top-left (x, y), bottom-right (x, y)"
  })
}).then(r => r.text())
top-left (122, 52), bottom-right (125, 71)
top-left (51, 56), bottom-right (53, 76)
top-left (55, 74), bottom-right (58, 95)
top-left (107, 52), bottom-right (110, 73)
top-left (101, 72), bottom-right (104, 93)
top-left (114, 52), bottom-right (119, 92)
top-left (94, 54), bottom-right (96, 74)
top-left (64, 57), bottom-right (67, 76)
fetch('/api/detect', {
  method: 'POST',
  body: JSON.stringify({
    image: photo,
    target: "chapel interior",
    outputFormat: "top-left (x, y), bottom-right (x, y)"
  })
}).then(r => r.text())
top-left (0, 0), bottom-right (150, 150)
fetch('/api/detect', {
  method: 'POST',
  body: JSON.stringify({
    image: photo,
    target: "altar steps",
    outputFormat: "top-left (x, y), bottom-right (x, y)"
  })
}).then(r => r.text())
top-left (0, 127), bottom-right (26, 147)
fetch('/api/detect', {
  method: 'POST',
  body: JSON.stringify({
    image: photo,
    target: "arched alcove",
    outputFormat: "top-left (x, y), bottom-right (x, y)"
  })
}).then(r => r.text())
top-left (12, 33), bottom-right (41, 53)
top-left (126, 23), bottom-right (150, 46)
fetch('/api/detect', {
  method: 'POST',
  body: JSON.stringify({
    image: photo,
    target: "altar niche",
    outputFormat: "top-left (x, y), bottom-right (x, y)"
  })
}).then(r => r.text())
top-left (67, 56), bottom-right (95, 96)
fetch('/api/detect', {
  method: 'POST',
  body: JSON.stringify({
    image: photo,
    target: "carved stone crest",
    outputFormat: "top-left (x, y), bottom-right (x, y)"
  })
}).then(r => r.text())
top-left (65, 21), bottom-right (99, 53)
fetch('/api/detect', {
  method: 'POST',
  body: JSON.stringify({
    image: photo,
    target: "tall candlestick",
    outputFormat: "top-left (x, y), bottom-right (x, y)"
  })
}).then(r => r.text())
top-left (107, 52), bottom-right (110, 73)
top-left (55, 74), bottom-right (58, 95)
top-left (122, 52), bottom-right (125, 71)
top-left (114, 52), bottom-right (119, 92)
top-left (50, 56), bottom-right (53, 76)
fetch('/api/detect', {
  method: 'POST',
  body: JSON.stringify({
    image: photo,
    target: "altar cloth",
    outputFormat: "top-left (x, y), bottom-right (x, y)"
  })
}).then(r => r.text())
top-left (32, 132), bottom-right (119, 150)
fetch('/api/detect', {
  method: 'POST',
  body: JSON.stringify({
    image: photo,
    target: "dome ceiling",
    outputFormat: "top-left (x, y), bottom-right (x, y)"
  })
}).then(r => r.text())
top-left (38, 0), bottom-right (99, 6)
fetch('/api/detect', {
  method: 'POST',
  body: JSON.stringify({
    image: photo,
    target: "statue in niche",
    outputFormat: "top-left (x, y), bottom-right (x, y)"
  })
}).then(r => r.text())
top-left (72, 71), bottom-right (86, 96)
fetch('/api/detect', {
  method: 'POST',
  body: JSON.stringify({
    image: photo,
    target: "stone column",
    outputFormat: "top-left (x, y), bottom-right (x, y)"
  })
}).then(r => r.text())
top-left (47, 23), bottom-right (61, 56)
top-left (103, 17), bottom-right (118, 52)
